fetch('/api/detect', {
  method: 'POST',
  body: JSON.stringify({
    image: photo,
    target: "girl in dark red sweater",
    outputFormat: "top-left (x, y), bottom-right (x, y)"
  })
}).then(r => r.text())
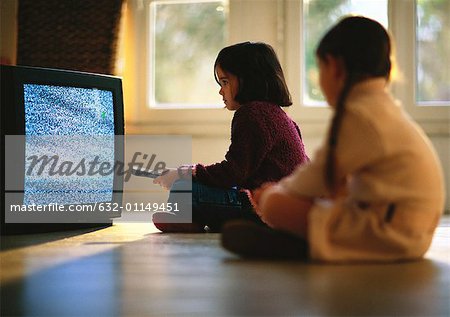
top-left (152, 42), bottom-right (309, 232)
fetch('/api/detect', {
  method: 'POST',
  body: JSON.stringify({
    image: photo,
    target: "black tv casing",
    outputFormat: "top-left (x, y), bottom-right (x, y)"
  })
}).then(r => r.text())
top-left (1, 65), bottom-right (125, 234)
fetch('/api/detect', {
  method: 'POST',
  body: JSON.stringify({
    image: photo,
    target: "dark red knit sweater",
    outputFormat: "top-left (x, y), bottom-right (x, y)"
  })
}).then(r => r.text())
top-left (194, 101), bottom-right (309, 190)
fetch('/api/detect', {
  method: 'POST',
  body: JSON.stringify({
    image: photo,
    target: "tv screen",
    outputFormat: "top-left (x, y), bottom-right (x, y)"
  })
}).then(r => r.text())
top-left (24, 84), bottom-right (115, 206)
top-left (1, 65), bottom-right (124, 233)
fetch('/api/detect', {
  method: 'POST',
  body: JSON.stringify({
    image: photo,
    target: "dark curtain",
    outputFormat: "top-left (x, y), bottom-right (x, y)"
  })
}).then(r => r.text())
top-left (17, 0), bottom-right (123, 74)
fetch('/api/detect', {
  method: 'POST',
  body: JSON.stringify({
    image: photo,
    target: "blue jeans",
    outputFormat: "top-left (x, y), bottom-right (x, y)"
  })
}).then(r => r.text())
top-left (167, 179), bottom-right (264, 231)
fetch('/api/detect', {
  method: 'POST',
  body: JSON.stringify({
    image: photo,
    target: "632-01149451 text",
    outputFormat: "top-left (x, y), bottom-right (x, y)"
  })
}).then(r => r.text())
top-left (10, 202), bottom-right (180, 213)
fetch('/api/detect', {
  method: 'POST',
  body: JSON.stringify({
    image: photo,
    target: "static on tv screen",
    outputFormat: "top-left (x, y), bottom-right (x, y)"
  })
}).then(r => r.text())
top-left (23, 84), bottom-right (115, 206)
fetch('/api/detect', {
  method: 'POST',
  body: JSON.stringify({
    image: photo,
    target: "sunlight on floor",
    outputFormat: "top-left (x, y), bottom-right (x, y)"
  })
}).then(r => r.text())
top-left (0, 223), bottom-right (157, 284)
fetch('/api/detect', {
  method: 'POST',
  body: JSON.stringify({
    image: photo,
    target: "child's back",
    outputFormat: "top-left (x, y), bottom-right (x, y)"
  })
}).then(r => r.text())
top-left (303, 78), bottom-right (445, 261)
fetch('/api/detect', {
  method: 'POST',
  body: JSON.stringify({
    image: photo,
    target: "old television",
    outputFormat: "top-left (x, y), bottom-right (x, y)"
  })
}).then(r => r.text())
top-left (1, 65), bottom-right (124, 234)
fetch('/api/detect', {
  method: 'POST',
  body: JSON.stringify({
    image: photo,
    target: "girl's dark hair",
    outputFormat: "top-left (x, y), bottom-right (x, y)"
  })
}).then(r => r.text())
top-left (316, 16), bottom-right (392, 193)
top-left (214, 42), bottom-right (292, 107)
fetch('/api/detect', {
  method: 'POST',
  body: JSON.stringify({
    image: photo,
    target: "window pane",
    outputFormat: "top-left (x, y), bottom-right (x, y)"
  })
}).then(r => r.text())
top-left (303, 0), bottom-right (388, 105)
top-left (150, 0), bottom-right (227, 108)
top-left (416, 0), bottom-right (450, 104)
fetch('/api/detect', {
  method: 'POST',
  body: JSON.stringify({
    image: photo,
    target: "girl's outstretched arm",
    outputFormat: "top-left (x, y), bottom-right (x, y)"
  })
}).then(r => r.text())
top-left (256, 183), bottom-right (313, 239)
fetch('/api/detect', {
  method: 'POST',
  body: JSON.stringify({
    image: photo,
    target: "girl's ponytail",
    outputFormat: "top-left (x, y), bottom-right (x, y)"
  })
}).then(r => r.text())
top-left (324, 74), bottom-right (356, 193)
top-left (316, 16), bottom-right (392, 195)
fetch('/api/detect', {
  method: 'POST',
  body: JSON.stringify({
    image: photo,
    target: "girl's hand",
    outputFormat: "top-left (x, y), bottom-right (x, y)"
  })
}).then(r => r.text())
top-left (153, 169), bottom-right (179, 190)
top-left (255, 183), bottom-right (313, 239)
top-left (249, 182), bottom-right (276, 216)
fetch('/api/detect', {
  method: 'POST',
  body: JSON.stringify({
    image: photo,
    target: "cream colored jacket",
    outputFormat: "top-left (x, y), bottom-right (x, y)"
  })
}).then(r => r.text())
top-left (281, 78), bottom-right (445, 262)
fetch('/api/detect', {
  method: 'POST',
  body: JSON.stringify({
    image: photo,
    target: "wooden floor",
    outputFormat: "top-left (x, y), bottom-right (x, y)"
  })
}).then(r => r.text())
top-left (1, 217), bottom-right (449, 317)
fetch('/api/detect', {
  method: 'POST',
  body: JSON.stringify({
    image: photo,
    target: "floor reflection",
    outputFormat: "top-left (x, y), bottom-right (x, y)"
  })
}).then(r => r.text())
top-left (1, 223), bottom-right (449, 316)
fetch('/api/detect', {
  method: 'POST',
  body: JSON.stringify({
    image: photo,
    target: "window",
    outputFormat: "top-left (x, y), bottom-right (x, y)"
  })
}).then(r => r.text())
top-left (149, 0), bottom-right (228, 108)
top-left (302, 0), bottom-right (388, 106)
top-left (416, 0), bottom-right (450, 104)
top-left (127, 0), bottom-right (449, 129)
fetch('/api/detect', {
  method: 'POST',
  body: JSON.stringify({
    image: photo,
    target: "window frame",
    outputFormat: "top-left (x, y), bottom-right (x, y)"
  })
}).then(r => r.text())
top-left (284, 0), bottom-right (332, 136)
top-left (124, 0), bottom-right (233, 135)
top-left (389, 0), bottom-right (449, 133)
top-left (125, 0), bottom-right (449, 136)
top-left (148, 0), bottom-right (228, 109)
top-left (284, 0), bottom-right (449, 136)
top-left (125, 0), bottom-right (284, 135)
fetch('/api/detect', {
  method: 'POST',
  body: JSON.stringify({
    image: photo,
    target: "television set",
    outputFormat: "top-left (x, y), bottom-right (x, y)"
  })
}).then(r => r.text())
top-left (1, 65), bottom-right (124, 234)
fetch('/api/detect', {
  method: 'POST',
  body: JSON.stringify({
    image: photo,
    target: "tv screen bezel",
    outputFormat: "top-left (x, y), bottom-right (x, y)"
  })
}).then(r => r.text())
top-left (1, 65), bottom-right (124, 227)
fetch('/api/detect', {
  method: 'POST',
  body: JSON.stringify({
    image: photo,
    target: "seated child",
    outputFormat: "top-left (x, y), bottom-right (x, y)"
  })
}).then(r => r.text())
top-left (152, 42), bottom-right (309, 232)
